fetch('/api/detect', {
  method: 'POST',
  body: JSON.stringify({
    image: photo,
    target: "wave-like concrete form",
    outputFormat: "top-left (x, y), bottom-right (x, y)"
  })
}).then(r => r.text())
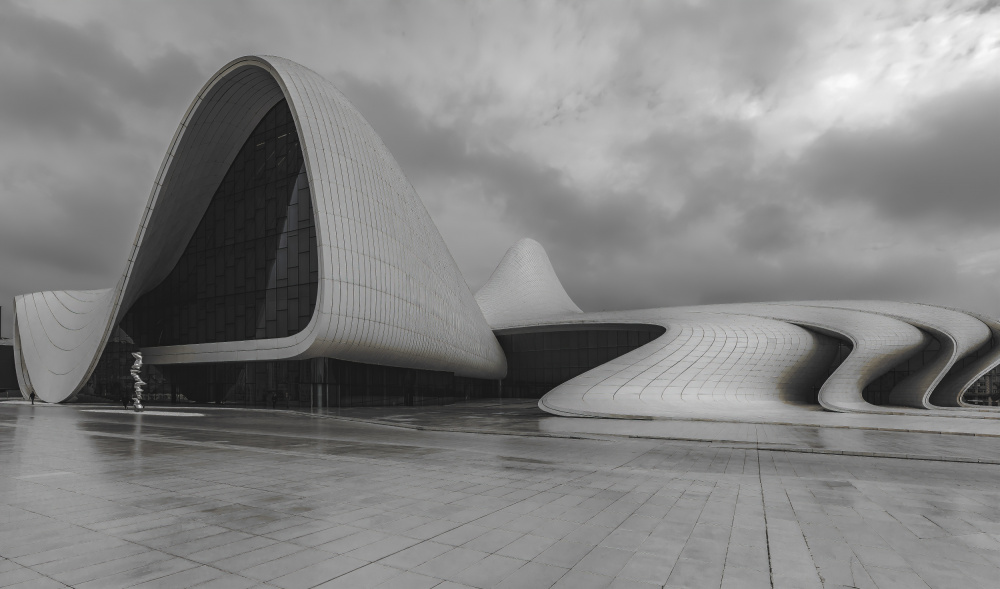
top-left (799, 301), bottom-right (991, 408)
top-left (725, 303), bottom-right (931, 412)
top-left (939, 311), bottom-right (1000, 408)
top-left (535, 301), bottom-right (1000, 418)
top-left (14, 55), bottom-right (506, 403)
top-left (475, 238), bottom-right (582, 327)
top-left (535, 308), bottom-right (842, 418)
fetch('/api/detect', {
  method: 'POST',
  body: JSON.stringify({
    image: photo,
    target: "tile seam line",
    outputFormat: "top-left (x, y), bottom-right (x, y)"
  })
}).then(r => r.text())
top-left (755, 424), bottom-right (775, 589)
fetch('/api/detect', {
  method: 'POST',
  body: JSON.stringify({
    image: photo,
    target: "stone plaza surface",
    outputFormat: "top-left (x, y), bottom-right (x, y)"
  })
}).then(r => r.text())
top-left (3, 401), bottom-right (1000, 588)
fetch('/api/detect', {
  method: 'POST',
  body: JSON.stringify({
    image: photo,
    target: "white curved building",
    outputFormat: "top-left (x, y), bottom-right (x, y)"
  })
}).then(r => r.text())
top-left (14, 55), bottom-right (505, 405)
top-left (12, 55), bottom-right (1000, 418)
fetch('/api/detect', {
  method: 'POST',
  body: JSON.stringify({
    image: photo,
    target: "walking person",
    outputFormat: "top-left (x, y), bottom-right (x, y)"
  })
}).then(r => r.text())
top-left (29, 391), bottom-right (35, 405)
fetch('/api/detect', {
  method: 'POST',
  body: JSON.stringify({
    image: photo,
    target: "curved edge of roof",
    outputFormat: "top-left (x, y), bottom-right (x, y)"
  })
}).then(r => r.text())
top-left (13, 55), bottom-right (505, 403)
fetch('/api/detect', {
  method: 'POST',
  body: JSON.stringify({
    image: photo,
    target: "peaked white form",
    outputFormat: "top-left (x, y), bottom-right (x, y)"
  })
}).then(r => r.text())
top-left (475, 238), bottom-right (583, 328)
top-left (14, 55), bottom-right (506, 403)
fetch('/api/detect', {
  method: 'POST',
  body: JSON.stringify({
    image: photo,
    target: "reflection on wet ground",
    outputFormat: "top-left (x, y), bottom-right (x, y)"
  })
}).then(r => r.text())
top-left (3, 402), bottom-right (1000, 588)
top-left (313, 400), bottom-right (1000, 464)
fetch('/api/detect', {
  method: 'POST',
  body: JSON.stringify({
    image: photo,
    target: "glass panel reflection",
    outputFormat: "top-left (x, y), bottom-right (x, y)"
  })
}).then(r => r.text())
top-left (121, 99), bottom-right (317, 346)
top-left (497, 326), bottom-right (666, 399)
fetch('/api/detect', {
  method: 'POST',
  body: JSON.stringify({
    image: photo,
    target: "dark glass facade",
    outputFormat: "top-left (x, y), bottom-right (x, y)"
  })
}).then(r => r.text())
top-left (964, 365), bottom-right (1000, 406)
top-left (862, 339), bottom-right (941, 405)
top-left (84, 99), bottom-right (504, 408)
top-left (84, 350), bottom-right (497, 407)
top-left (81, 326), bottom-right (668, 406)
top-left (862, 335), bottom-right (1000, 406)
top-left (805, 337), bottom-right (851, 405)
top-left (151, 359), bottom-right (495, 407)
top-left (0, 344), bottom-right (17, 392)
top-left (497, 326), bottom-right (666, 399)
top-left (122, 99), bottom-right (317, 346)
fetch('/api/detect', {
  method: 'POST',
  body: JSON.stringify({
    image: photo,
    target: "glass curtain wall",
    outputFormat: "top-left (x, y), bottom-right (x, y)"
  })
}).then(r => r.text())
top-left (862, 339), bottom-right (941, 405)
top-left (153, 358), bottom-right (495, 407)
top-left (122, 99), bottom-right (318, 346)
top-left (84, 98), bottom-right (499, 408)
top-left (497, 326), bottom-right (666, 399)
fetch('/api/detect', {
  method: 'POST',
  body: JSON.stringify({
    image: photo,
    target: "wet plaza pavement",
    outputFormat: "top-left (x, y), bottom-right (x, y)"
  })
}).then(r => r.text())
top-left (3, 402), bottom-right (1000, 588)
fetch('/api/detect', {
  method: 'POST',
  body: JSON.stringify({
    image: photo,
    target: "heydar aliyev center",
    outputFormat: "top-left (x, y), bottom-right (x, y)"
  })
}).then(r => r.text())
top-left (12, 55), bottom-right (1000, 419)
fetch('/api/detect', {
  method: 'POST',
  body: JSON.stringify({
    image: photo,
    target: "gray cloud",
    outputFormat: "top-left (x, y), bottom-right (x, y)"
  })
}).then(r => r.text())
top-left (335, 74), bottom-right (673, 256)
top-left (2, 0), bottom-right (1000, 337)
top-left (335, 69), bottom-right (1000, 317)
top-left (798, 80), bottom-right (1000, 224)
top-left (0, 2), bottom-right (205, 336)
top-left (0, 4), bottom-right (204, 111)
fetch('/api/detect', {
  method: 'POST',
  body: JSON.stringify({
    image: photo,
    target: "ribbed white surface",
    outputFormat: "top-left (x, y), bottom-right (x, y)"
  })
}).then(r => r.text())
top-left (475, 238), bottom-right (582, 327)
top-left (534, 301), bottom-right (1000, 417)
top-left (798, 301), bottom-right (991, 408)
top-left (727, 303), bottom-right (930, 412)
top-left (534, 309), bottom-right (840, 418)
top-left (14, 56), bottom-right (506, 403)
top-left (943, 311), bottom-right (1000, 408)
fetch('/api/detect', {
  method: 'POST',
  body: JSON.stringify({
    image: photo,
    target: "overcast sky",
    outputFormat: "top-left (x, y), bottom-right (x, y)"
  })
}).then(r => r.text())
top-left (2, 0), bottom-right (1000, 338)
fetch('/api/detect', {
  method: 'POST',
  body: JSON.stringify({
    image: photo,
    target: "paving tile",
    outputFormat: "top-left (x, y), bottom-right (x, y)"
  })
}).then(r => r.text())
top-left (211, 541), bottom-right (302, 573)
top-left (269, 554), bottom-right (368, 589)
top-left (494, 561), bottom-right (568, 589)
top-left (4, 577), bottom-right (69, 589)
top-left (534, 540), bottom-right (594, 568)
top-left (378, 541), bottom-right (453, 569)
top-left (551, 569), bottom-right (613, 588)
top-left (239, 547), bottom-right (331, 581)
top-left (463, 529), bottom-right (523, 554)
top-left (621, 550), bottom-right (677, 586)
top-left (315, 563), bottom-right (401, 588)
top-left (574, 546), bottom-right (632, 577)
top-left (74, 556), bottom-right (200, 589)
top-left (189, 578), bottom-right (261, 589)
top-left (373, 570), bottom-right (441, 589)
top-left (496, 534), bottom-right (557, 560)
top-left (450, 553), bottom-right (526, 587)
top-left (129, 564), bottom-right (226, 588)
top-left (412, 547), bottom-right (490, 578)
